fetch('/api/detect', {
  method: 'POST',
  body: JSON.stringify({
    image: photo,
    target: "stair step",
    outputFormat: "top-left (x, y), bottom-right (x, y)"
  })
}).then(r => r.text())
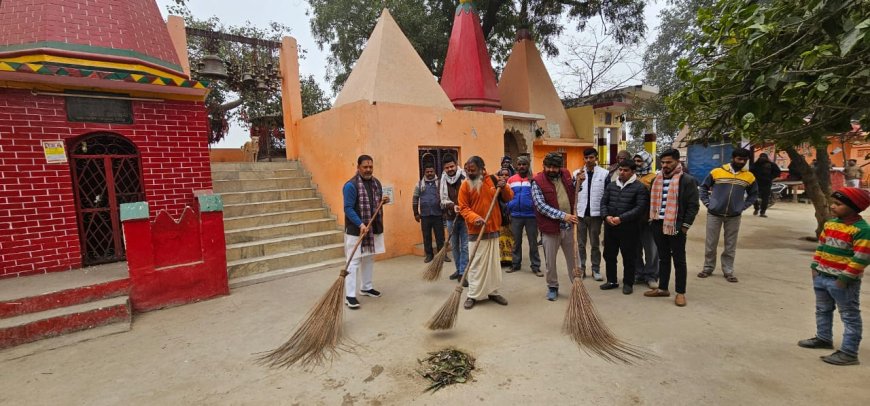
top-left (223, 198), bottom-right (323, 218)
top-left (228, 244), bottom-right (345, 279)
top-left (211, 162), bottom-right (299, 171)
top-left (0, 296), bottom-right (131, 350)
top-left (0, 262), bottom-right (130, 319)
top-left (0, 320), bottom-right (131, 362)
top-left (229, 258), bottom-right (346, 289)
top-left (223, 208), bottom-right (331, 230)
top-left (226, 230), bottom-right (345, 261)
top-left (213, 177), bottom-right (311, 193)
top-left (211, 168), bottom-right (305, 181)
top-left (219, 188), bottom-right (318, 205)
top-left (225, 219), bottom-right (339, 244)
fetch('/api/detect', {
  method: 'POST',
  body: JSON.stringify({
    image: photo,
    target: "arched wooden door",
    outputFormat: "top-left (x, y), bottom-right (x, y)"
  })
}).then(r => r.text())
top-left (69, 133), bottom-right (145, 265)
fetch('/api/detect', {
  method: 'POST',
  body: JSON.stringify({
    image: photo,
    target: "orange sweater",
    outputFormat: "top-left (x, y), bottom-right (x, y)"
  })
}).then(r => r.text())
top-left (458, 174), bottom-right (514, 236)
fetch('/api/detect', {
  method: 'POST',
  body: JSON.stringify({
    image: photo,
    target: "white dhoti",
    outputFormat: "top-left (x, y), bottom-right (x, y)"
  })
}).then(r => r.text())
top-left (344, 233), bottom-right (385, 297)
top-left (466, 237), bottom-right (503, 300)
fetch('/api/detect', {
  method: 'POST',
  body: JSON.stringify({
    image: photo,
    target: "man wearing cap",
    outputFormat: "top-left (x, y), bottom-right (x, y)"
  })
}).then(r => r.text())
top-left (531, 152), bottom-right (579, 301)
top-left (799, 187), bottom-right (870, 366)
top-left (750, 153), bottom-right (782, 217)
top-left (507, 155), bottom-right (542, 276)
top-left (844, 159), bottom-right (863, 188)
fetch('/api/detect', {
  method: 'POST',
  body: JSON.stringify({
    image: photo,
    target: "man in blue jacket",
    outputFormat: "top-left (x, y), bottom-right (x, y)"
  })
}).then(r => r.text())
top-left (506, 155), bottom-right (542, 276)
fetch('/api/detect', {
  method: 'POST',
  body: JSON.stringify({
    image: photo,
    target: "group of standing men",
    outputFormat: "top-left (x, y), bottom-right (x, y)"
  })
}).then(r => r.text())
top-left (341, 146), bottom-right (760, 309)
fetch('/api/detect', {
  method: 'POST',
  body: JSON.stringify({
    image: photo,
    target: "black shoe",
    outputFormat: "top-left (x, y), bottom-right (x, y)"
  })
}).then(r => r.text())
top-left (345, 297), bottom-right (360, 309)
top-left (759, 213), bottom-right (768, 218)
top-left (360, 289), bottom-right (381, 298)
top-left (462, 279), bottom-right (468, 288)
top-left (753, 209), bottom-right (759, 216)
top-left (622, 284), bottom-right (633, 295)
top-left (821, 350), bottom-right (860, 366)
top-left (424, 255), bottom-right (434, 263)
top-left (798, 337), bottom-right (834, 349)
top-left (600, 282), bottom-right (619, 290)
top-left (448, 272), bottom-right (460, 280)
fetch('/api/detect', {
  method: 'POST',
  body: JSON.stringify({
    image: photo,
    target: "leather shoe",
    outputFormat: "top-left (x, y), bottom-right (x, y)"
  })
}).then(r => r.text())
top-left (464, 298), bottom-right (476, 309)
top-left (488, 294), bottom-right (508, 306)
top-left (644, 289), bottom-right (670, 297)
top-left (599, 282), bottom-right (619, 290)
top-left (798, 337), bottom-right (834, 349)
top-left (424, 255), bottom-right (434, 263)
top-left (622, 284), bottom-right (633, 295)
top-left (448, 272), bottom-right (460, 280)
top-left (675, 294), bottom-right (687, 307)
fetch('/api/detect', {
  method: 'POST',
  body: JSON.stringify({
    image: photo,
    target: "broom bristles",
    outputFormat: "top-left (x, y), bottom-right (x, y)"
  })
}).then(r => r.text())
top-left (257, 273), bottom-right (350, 369)
top-left (422, 243), bottom-right (450, 281)
top-left (563, 277), bottom-right (657, 364)
top-left (426, 286), bottom-right (463, 330)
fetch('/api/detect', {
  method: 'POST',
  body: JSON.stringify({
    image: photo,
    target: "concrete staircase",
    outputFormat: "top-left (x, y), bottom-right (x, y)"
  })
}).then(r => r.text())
top-left (211, 162), bottom-right (345, 287)
top-left (0, 263), bottom-right (132, 350)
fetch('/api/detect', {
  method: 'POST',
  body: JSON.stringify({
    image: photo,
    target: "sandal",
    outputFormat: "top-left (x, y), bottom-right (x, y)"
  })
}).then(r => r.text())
top-left (725, 274), bottom-right (738, 283)
top-left (697, 271), bottom-right (712, 278)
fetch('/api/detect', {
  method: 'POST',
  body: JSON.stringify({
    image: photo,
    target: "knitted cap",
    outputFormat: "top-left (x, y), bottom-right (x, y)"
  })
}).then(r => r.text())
top-left (543, 152), bottom-right (563, 167)
top-left (832, 187), bottom-right (870, 212)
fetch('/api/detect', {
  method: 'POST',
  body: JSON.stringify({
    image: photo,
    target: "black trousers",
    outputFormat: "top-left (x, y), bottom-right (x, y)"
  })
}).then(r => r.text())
top-left (603, 222), bottom-right (639, 285)
top-left (421, 215), bottom-right (445, 256)
top-left (753, 182), bottom-right (773, 214)
top-left (652, 220), bottom-right (688, 294)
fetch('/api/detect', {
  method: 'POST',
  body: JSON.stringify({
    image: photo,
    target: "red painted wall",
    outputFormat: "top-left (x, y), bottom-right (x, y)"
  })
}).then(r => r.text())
top-left (0, 88), bottom-right (212, 278)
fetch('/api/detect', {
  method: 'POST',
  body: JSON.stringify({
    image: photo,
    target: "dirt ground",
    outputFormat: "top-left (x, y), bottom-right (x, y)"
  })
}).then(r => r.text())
top-left (2, 203), bottom-right (869, 405)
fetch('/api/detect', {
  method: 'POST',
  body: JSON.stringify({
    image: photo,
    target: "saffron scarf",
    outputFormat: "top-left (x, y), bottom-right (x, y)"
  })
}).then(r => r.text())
top-left (650, 164), bottom-right (682, 235)
top-left (351, 174), bottom-right (382, 253)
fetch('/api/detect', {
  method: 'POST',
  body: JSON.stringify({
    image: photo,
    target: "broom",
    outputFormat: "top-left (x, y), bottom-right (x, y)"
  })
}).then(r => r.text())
top-left (422, 216), bottom-right (461, 281)
top-left (563, 206), bottom-right (655, 364)
top-left (257, 199), bottom-right (386, 369)
top-left (427, 184), bottom-right (502, 330)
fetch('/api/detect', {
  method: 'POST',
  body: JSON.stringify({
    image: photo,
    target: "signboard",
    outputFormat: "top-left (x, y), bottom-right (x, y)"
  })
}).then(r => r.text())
top-left (66, 95), bottom-right (133, 124)
top-left (42, 140), bottom-right (67, 163)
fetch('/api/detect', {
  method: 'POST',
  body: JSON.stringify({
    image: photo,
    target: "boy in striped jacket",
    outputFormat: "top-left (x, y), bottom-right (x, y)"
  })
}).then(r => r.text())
top-left (798, 187), bottom-right (870, 366)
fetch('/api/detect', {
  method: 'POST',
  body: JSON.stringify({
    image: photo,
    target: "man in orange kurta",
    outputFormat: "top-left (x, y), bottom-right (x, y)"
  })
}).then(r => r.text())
top-left (458, 156), bottom-right (514, 310)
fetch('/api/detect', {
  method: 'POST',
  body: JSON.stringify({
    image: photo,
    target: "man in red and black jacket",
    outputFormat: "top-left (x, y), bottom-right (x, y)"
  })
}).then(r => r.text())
top-left (531, 152), bottom-right (580, 301)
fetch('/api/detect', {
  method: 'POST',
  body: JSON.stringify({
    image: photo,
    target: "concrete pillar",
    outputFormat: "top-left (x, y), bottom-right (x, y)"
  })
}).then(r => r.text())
top-left (166, 16), bottom-right (191, 77)
top-left (608, 128), bottom-right (619, 166)
top-left (279, 36), bottom-right (303, 160)
top-left (596, 128), bottom-right (608, 166)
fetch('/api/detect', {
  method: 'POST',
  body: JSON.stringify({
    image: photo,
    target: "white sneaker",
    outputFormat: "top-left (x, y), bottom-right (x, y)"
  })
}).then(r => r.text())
top-left (592, 271), bottom-right (603, 281)
top-left (647, 280), bottom-right (659, 289)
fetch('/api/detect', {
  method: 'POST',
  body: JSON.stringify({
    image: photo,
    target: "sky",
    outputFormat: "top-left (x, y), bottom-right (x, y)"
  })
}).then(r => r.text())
top-left (155, 0), bottom-right (666, 148)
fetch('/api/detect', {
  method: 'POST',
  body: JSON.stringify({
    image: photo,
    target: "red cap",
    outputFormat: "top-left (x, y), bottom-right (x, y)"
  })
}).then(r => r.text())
top-left (833, 187), bottom-right (870, 212)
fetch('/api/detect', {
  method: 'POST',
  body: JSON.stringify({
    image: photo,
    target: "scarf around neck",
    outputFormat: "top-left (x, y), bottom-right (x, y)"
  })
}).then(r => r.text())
top-left (352, 174), bottom-right (382, 253)
top-left (650, 164), bottom-right (683, 235)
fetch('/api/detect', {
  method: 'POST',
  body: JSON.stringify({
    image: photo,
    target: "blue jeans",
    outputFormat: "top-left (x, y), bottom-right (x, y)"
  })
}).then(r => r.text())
top-left (447, 219), bottom-right (469, 275)
top-left (814, 274), bottom-right (862, 356)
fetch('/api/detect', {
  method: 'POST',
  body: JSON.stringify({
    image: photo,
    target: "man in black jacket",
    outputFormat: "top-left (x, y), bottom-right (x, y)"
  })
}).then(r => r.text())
top-left (750, 153), bottom-right (782, 217)
top-left (644, 149), bottom-right (700, 307)
top-left (600, 160), bottom-right (650, 294)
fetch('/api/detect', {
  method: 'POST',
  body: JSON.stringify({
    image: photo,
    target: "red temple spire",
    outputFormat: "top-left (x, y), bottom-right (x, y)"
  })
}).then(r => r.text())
top-left (440, 0), bottom-right (501, 112)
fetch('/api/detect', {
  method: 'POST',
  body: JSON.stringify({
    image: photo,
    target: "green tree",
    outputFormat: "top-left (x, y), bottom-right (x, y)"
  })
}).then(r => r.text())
top-left (308, 0), bottom-right (647, 92)
top-left (668, 0), bottom-right (870, 234)
top-left (167, 1), bottom-right (331, 144)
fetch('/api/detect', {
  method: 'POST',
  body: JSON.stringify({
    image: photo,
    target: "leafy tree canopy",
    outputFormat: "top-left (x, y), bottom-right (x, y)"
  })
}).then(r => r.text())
top-left (668, 0), bottom-right (869, 147)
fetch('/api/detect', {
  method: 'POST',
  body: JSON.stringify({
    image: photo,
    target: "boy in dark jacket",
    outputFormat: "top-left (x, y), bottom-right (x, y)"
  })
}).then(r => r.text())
top-left (643, 149), bottom-right (700, 307)
top-left (600, 160), bottom-right (650, 294)
top-left (506, 155), bottom-right (542, 275)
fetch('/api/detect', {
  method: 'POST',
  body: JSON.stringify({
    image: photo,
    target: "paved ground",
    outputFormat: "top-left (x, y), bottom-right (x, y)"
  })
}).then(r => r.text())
top-left (1, 203), bottom-right (869, 405)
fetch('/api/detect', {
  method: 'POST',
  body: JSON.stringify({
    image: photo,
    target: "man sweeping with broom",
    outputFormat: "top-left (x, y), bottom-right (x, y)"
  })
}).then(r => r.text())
top-left (458, 156), bottom-right (513, 310)
top-left (343, 154), bottom-right (390, 309)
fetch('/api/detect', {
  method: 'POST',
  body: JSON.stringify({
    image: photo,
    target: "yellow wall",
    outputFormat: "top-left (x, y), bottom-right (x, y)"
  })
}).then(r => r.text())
top-left (566, 106), bottom-right (594, 143)
top-left (296, 101), bottom-right (506, 258)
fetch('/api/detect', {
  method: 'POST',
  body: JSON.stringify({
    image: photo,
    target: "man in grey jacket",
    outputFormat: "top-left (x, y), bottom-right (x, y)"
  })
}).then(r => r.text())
top-left (698, 148), bottom-right (758, 283)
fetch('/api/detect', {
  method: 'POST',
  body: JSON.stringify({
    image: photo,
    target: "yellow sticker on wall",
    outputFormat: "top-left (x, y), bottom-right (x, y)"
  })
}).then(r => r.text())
top-left (42, 140), bottom-right (67, 163)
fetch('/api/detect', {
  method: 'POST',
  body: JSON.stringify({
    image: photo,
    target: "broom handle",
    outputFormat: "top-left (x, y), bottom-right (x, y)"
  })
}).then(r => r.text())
top-left (457, 184), bottom-right (504, 285)
top-left (572, 173), bottom-right (583, 278)
top-left (344, 198), bottom-right (386, 270)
